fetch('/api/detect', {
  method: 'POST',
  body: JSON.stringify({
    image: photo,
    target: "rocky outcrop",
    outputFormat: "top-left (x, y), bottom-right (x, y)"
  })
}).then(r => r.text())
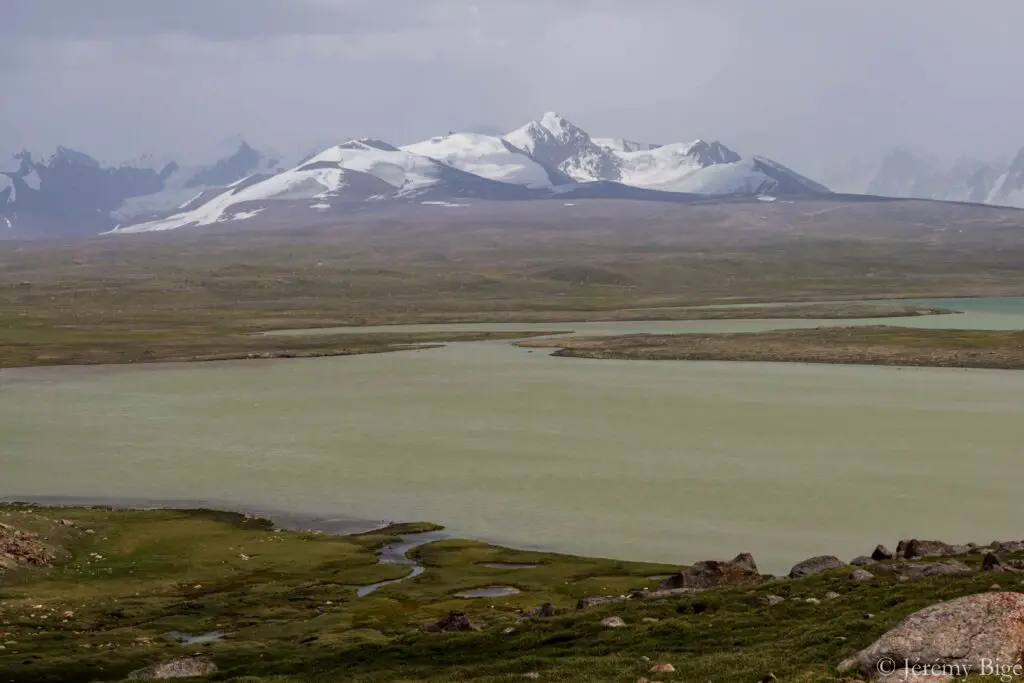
top-left (899, 539), bottom-right (970, 560)
top-left (788, 555), bottom-right (845, 578)
top-left (838, 593), bottom-right (1024, 681)
top-left (658, 553), bottom-right (761, 590)
top-left (874, 560), bottom-right (972, 580)
top-left (127, 655), bottom-right (217, 679)
top-left (0, 523), bottom-right (55, 570)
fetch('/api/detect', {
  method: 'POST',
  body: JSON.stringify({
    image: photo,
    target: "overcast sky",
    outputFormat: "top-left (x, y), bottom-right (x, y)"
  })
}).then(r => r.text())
top-left (4, 0), bottom-right (1024, 174)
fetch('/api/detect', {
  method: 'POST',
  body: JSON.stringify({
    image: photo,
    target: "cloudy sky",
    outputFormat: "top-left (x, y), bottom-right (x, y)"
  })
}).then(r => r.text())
top-left (3, 0), bottom-right (1023, 174)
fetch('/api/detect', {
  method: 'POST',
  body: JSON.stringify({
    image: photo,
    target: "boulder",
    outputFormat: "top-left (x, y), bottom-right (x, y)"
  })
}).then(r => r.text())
top-left (789, 555), bottom-right (845, 578)
top-left (872, 545), bottom-right (894, 561)
top-left (127, 655), bottom-right (217, 679)
top-left (849, 569), bottom-right (875, 581)
top-left (850, 556), bottom-right (877, 567)
top-left (838, 592), bottom-right (1024, 681)
top-left (601, 616), bottom-right (626, 628)
top-left (658, 553), bottom-right (760, 590)
top-left (982, 553), bottom-right (1016, 573)
top-left (901, 539), bottom-right (969, 560)
top-left (426, 611), bottom-right (479, 633)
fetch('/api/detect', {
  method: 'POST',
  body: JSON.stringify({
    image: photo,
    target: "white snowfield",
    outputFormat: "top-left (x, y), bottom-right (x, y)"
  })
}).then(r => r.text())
top-left (402, 133), bottom-right (554, 189)
top-left (110, 113), bottom-right (830, 233)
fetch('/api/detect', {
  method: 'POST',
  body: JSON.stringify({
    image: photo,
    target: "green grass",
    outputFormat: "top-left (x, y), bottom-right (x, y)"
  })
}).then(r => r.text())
top-left (1, 505), bottom-right (1018, 682)
top-left (2, 197), bottom-right (1024, 368)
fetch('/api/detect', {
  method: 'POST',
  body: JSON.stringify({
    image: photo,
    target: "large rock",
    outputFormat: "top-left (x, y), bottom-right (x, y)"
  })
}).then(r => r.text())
top-left (658, 553), bottom-right (760, 590)
top-left (899, 539), bottom-right (969, 560)
top-left (127, 655), bottom-right (217, 679)
top-left (876, 560), bottom-right (972, 580)
top-left (871, 545), bottom-right (894, 561)
top-left (788, 555), bottom-right (845, 579)
top-left (838, 593), bottom-right (1024, 681)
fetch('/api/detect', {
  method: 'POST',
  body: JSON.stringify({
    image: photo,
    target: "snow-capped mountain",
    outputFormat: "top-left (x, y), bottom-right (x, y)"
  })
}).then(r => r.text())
top-left (5, 112), bottom-right (836, 238)
top-left (853, 147), bottom-right (1017, 207)
top-left (110, 138), bottom-right (537, 234)
top-left (505, 113), bottom-right (622, 182)
top-left (501, 113), bottom-right (824, 196)
top-left (985, 147), bottom-right (1024, 208)
top-left (113, 141), bottom-right (285, 221)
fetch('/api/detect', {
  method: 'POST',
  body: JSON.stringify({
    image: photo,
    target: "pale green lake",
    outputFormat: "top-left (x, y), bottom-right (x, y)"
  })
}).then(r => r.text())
top-left (3, 298), bottom-right (1023, 574)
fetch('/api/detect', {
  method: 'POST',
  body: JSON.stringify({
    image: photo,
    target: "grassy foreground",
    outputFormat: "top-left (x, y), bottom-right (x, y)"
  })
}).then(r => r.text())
top-left (520, 326), bottom-right (1024, 370)
top-left (1, 505), bottom-right (1018, 683)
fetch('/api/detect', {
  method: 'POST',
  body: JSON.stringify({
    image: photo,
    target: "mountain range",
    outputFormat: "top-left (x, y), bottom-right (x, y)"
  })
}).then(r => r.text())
top-left (1, 113), bottom-right (829, 239)
top-left (823, 146), bottom-right (1024, 208)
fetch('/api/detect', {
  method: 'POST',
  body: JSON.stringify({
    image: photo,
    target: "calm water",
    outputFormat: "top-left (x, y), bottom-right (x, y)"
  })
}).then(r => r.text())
top-left (3, 298), bottom-right (1023, 574)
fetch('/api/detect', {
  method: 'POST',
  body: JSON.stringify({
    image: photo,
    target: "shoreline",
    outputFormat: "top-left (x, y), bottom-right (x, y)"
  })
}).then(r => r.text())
top-left (0, 495), bottom-right (392, 537)
top-left (519, 325), bottom-right (1024, 371)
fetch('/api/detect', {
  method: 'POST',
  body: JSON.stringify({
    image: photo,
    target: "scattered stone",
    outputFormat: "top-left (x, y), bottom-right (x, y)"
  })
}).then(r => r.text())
top-left (871, 545), bottom-right (893, 561)
top-left (838, 593), bottom-right (1024, 681)
top-left (824, 591), bottom-right (841, 600)
top-left (641, 617), bottom-right (660, 623)
top-left (850, 556), bottom-right (876, 567)
top-left (523, 673), bottom-right (540, 680)
top-left (523, 603), bottom-right (563, 618)
top-left (576, 595), bottom-right (629, 610)
top-left (762, 594), bottom-right (785, 606)
top-left (126, 655), bottom-right (217, 679)
top-left (991, 584), bottom-right (1002, 590)
top-left (849, 569), bottom-right (875, 581)
top-left (502, 627), bottom-right (517, 635)
top-left (238, 554), bottom-right (250, 561)
top-left (649, 663), bottom-right (675, 673)
top-left (804, 597), bottom-right (821, 605)
top-left (993, 540), bottom-right (1024, 554)
top-left (641, 656), bottom-right (651, 662)
top-left (426, 611), bottom-right (479, 633)
top-left (601, 616), bottom-right (626, 628)
top-left (759, 674), bottom-right (779, 683)
top-left (863, 613), bottom-right (875, 619)
top-left (59, 519), bottom-right (75, 527)
top-left (789, 555), bottom-right (845, 578)
top-left (658, 553), bottom-right (761, 591)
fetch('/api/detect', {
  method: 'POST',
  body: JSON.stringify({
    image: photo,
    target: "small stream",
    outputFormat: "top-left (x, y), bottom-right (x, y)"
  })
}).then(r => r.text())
top-left (356, 531), bottom-right (447, 597)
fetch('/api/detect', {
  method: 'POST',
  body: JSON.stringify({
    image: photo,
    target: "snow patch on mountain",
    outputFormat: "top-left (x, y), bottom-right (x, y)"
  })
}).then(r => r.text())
top-left (402, 133), bottom-right (555, 189)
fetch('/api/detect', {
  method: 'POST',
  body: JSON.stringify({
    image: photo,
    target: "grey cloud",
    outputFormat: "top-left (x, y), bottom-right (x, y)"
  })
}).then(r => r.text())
top-left (2, 0), bottom-right (411, 41)
top-left (4, 0), bottom-right (1024, 173)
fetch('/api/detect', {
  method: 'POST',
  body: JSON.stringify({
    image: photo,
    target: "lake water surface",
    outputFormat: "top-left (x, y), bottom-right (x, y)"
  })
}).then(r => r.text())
top-left (3, 298), bottom-right (1023, 574)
